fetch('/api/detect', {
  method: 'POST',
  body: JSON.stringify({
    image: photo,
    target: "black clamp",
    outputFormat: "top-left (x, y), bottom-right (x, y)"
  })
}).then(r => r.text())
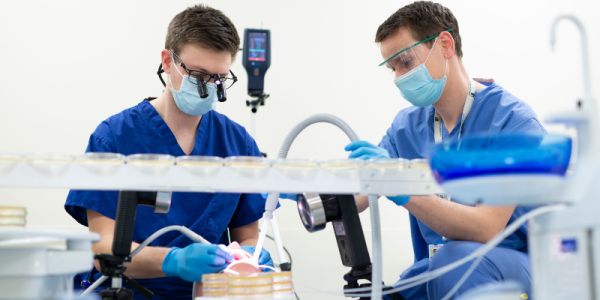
top-left (246, 92), bottom-right (270, 113)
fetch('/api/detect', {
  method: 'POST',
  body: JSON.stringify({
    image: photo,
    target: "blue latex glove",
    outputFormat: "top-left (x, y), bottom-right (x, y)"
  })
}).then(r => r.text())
top-left (162, 243), bottom-right (232, 282)
top-left (241, 245), bottom-right (273, 267)
top-left (344, 140), bottom-right (390, 160)
top-left (387, 195), bottom-right (411, 206)
top-left (279, 193), bottom-right (299, 201)
top-left (344, 141), bottom-right (408, 205)
top-left (261, 192), bottom-right (299, 201)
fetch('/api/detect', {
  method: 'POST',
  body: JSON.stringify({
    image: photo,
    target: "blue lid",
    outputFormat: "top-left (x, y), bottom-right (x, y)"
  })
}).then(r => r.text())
top-left (429, 133), bottom-right (572, 183)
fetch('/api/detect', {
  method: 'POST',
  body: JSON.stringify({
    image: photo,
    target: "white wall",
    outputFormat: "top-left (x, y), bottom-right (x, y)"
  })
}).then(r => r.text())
top-left (0, 0), bottom-right (598, 298)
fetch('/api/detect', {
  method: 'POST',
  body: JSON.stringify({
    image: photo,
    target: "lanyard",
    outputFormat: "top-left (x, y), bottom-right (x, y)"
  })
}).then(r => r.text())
top-left (429, 80), bottom-right (476, 251)
top-left (433, 80), bottom-right (477, 143)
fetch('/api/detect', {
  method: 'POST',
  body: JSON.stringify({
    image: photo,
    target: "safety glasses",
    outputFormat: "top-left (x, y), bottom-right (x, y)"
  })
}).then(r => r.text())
top-left (378, 28), bottom-right (453, 72)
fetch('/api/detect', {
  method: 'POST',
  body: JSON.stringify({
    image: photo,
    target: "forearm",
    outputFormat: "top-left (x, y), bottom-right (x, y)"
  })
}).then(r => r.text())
top-left (92, 236), bottom-right (170, 279)
top-left (237, 238), bottom-right (258, 246)
top-left (404, 195), bottom-right (514, 243)
top-left (355, 195), bottom-right (369, 212)
top-left (230, 221), bottom-right (260, 247)
top-left (126, 243), bottom-right (171, 278)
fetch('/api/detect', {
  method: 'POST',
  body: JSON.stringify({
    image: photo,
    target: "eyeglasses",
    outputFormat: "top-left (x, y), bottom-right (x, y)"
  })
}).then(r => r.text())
top-left (378, 28), bottom-right (453, 68)
top-left (171, 51), bottom-right (238, 90)
top-left (156, 51), bottom-right (238, 102)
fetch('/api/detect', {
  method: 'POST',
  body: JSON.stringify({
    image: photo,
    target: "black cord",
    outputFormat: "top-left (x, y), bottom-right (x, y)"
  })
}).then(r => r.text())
top-left (265, 234), bottom-right (299, 300)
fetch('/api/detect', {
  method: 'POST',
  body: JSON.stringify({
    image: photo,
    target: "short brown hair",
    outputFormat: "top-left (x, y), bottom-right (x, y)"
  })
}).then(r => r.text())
top-left (165, 5), bottom-right (240, 57)
top-left (375, 1), bottom-right (463, 58)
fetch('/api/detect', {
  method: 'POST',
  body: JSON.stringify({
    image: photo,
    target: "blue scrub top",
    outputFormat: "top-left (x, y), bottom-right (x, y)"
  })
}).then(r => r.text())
top-left (65, 100), bottom-right (267, 299)
top-left (379, 81), bottom-right (544, 263)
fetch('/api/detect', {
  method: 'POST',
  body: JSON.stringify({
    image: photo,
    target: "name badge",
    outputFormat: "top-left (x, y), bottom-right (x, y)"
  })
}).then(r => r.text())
top-left (429, 243), bottom-right (445, 259)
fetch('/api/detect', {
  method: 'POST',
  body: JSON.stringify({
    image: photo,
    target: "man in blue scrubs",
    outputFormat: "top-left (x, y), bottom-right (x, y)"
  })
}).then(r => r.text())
top-left (346, 2), bottom-right (543, 299)
top-left (65, 5), bottom-right (271, 299)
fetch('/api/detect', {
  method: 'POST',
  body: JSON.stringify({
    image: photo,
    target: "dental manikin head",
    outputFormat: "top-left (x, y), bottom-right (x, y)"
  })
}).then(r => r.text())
top-left (220, 242), bottom-right (273, 276)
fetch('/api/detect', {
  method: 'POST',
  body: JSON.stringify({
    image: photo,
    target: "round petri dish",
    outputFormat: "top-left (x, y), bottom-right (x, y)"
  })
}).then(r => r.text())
top-left (228, 273), bottom-right (273, 297)
top-left (271, 271), bottom-right (292, 282)
top-left (126, 154), bottom-right (175, 175)
top-left (0, 154), bottom-right (22, 175)
top-left (321, 159), bottom-right (363, 178)
top-left (76, 153), bottom-right (125, 175)
top-left (176, 156), bottom-right (223, 177)
top-left (0, 206), bottom-right (26, 227)
top-left (201, 273), bottom-right (229, 297)
top-left (272, 159), bottom-right (319, 180)
top-left (272, 272), bottom-right (294, 298)
top-left (409, 159), bottom-right (430, 170)
top-left (201, 288), bottom-right (228, 298)
top-left (28, 154), bottom-right (74, 176)
top-left (365, 159), bottom-right (409, 177)
top-left (0, 206), bottom-right (27, 218)
top-left (202, 273), bottom-right (230, 284)
top-left (0, 216), bottom-right (26, 227)
top-left (229, 273), bottom-right (273, 286)
top-left (224, 156), bottom-right (270, 178)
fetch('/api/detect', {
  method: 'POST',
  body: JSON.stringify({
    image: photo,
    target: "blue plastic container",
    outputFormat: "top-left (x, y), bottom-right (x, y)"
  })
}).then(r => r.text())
top-left (429, 133), bottom-right (572, 183)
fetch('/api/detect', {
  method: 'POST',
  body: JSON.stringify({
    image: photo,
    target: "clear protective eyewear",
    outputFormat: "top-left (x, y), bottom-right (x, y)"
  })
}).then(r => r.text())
top-left (379, 28), bottom-right (453, 74)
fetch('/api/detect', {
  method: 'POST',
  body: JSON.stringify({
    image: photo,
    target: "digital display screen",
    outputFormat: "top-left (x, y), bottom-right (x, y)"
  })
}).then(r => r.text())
top-left (248, 32), bottom-right (267, 62)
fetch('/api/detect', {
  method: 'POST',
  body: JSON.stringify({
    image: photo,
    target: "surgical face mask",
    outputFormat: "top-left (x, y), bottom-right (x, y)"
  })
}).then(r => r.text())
top-left (394, 39), bottom-right (447, 107)
top-left (169, 56), bottom-right (217, 116)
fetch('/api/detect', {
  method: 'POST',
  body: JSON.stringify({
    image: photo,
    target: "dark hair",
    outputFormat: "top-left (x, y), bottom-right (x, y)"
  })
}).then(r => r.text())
top-left (375, 1), bottom-right (462, 58)
top-left (165, 5), bottom-right (240, 57)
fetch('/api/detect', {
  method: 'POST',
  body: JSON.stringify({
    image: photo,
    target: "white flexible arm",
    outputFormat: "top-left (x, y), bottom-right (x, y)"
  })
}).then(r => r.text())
top-left (256, 114), bottom-right (360, 265)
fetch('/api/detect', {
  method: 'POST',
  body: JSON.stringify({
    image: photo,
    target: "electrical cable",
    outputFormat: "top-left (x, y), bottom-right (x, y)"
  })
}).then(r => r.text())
top-left (342, 204), bottom-right (566, 297)
top-left (81, 225), bottom-right (210, 296)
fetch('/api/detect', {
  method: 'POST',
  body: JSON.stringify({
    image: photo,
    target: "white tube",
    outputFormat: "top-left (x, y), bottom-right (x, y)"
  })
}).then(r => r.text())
top-left (255, 114), bottom-right (361, 266)
top-left (130, 225), bottom-right (209, 257)
top-left (550, 15), bottom-right (591, 99)
top-left (270, 215), bottom-right (288, 266)
top-left (253, 217), bottom-right (270, 262)
top-left (80, 275), bottom-right (108, 296)
top-left (368, 195), bottom-right (383, 300)
top-left (441, 253), bottom-right (485, 300)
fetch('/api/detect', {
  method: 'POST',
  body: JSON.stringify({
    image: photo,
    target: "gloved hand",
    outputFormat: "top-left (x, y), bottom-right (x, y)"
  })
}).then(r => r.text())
top-left (387, 195), bottom-right (411, 206)
top-left (241, 245), bottom-right (273, 267)
top-left (344, 140), bottom-right (390, 160)
top-left (261, 192), bottom-right (300, 202)
top-left (279, 193), bottom-right (299, 201)
top-left (162, 243), bottom-right (232, 282)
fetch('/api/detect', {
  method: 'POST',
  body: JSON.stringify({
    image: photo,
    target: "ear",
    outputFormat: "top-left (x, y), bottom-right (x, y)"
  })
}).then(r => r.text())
top-left (161, 49), bottom-right (173, 73)
top-left (438, 31), bottom-right (456, 59)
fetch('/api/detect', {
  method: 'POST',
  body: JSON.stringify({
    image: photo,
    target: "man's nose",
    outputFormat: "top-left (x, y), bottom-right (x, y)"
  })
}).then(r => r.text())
top-left (395, 69), bottom-right (405, 78)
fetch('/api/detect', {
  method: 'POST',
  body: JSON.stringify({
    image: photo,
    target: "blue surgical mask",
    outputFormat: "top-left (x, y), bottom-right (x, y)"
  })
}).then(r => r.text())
top-left (169, 57), bottom-right (217, 116)
top-left (394, 39), bottom-right (447, 107)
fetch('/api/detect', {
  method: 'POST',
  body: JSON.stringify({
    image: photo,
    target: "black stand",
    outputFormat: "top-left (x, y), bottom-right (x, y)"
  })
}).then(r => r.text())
top-left (343, 264), bottom-right (373, 299)
top-left (246, 92), bottom-right (269, 113)
top-left (343, 265), bottom-right (404, 300)
top-left (318, 194), bottom-right (404, 300)
top-left (95, 191), bottom-right (165, 300)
